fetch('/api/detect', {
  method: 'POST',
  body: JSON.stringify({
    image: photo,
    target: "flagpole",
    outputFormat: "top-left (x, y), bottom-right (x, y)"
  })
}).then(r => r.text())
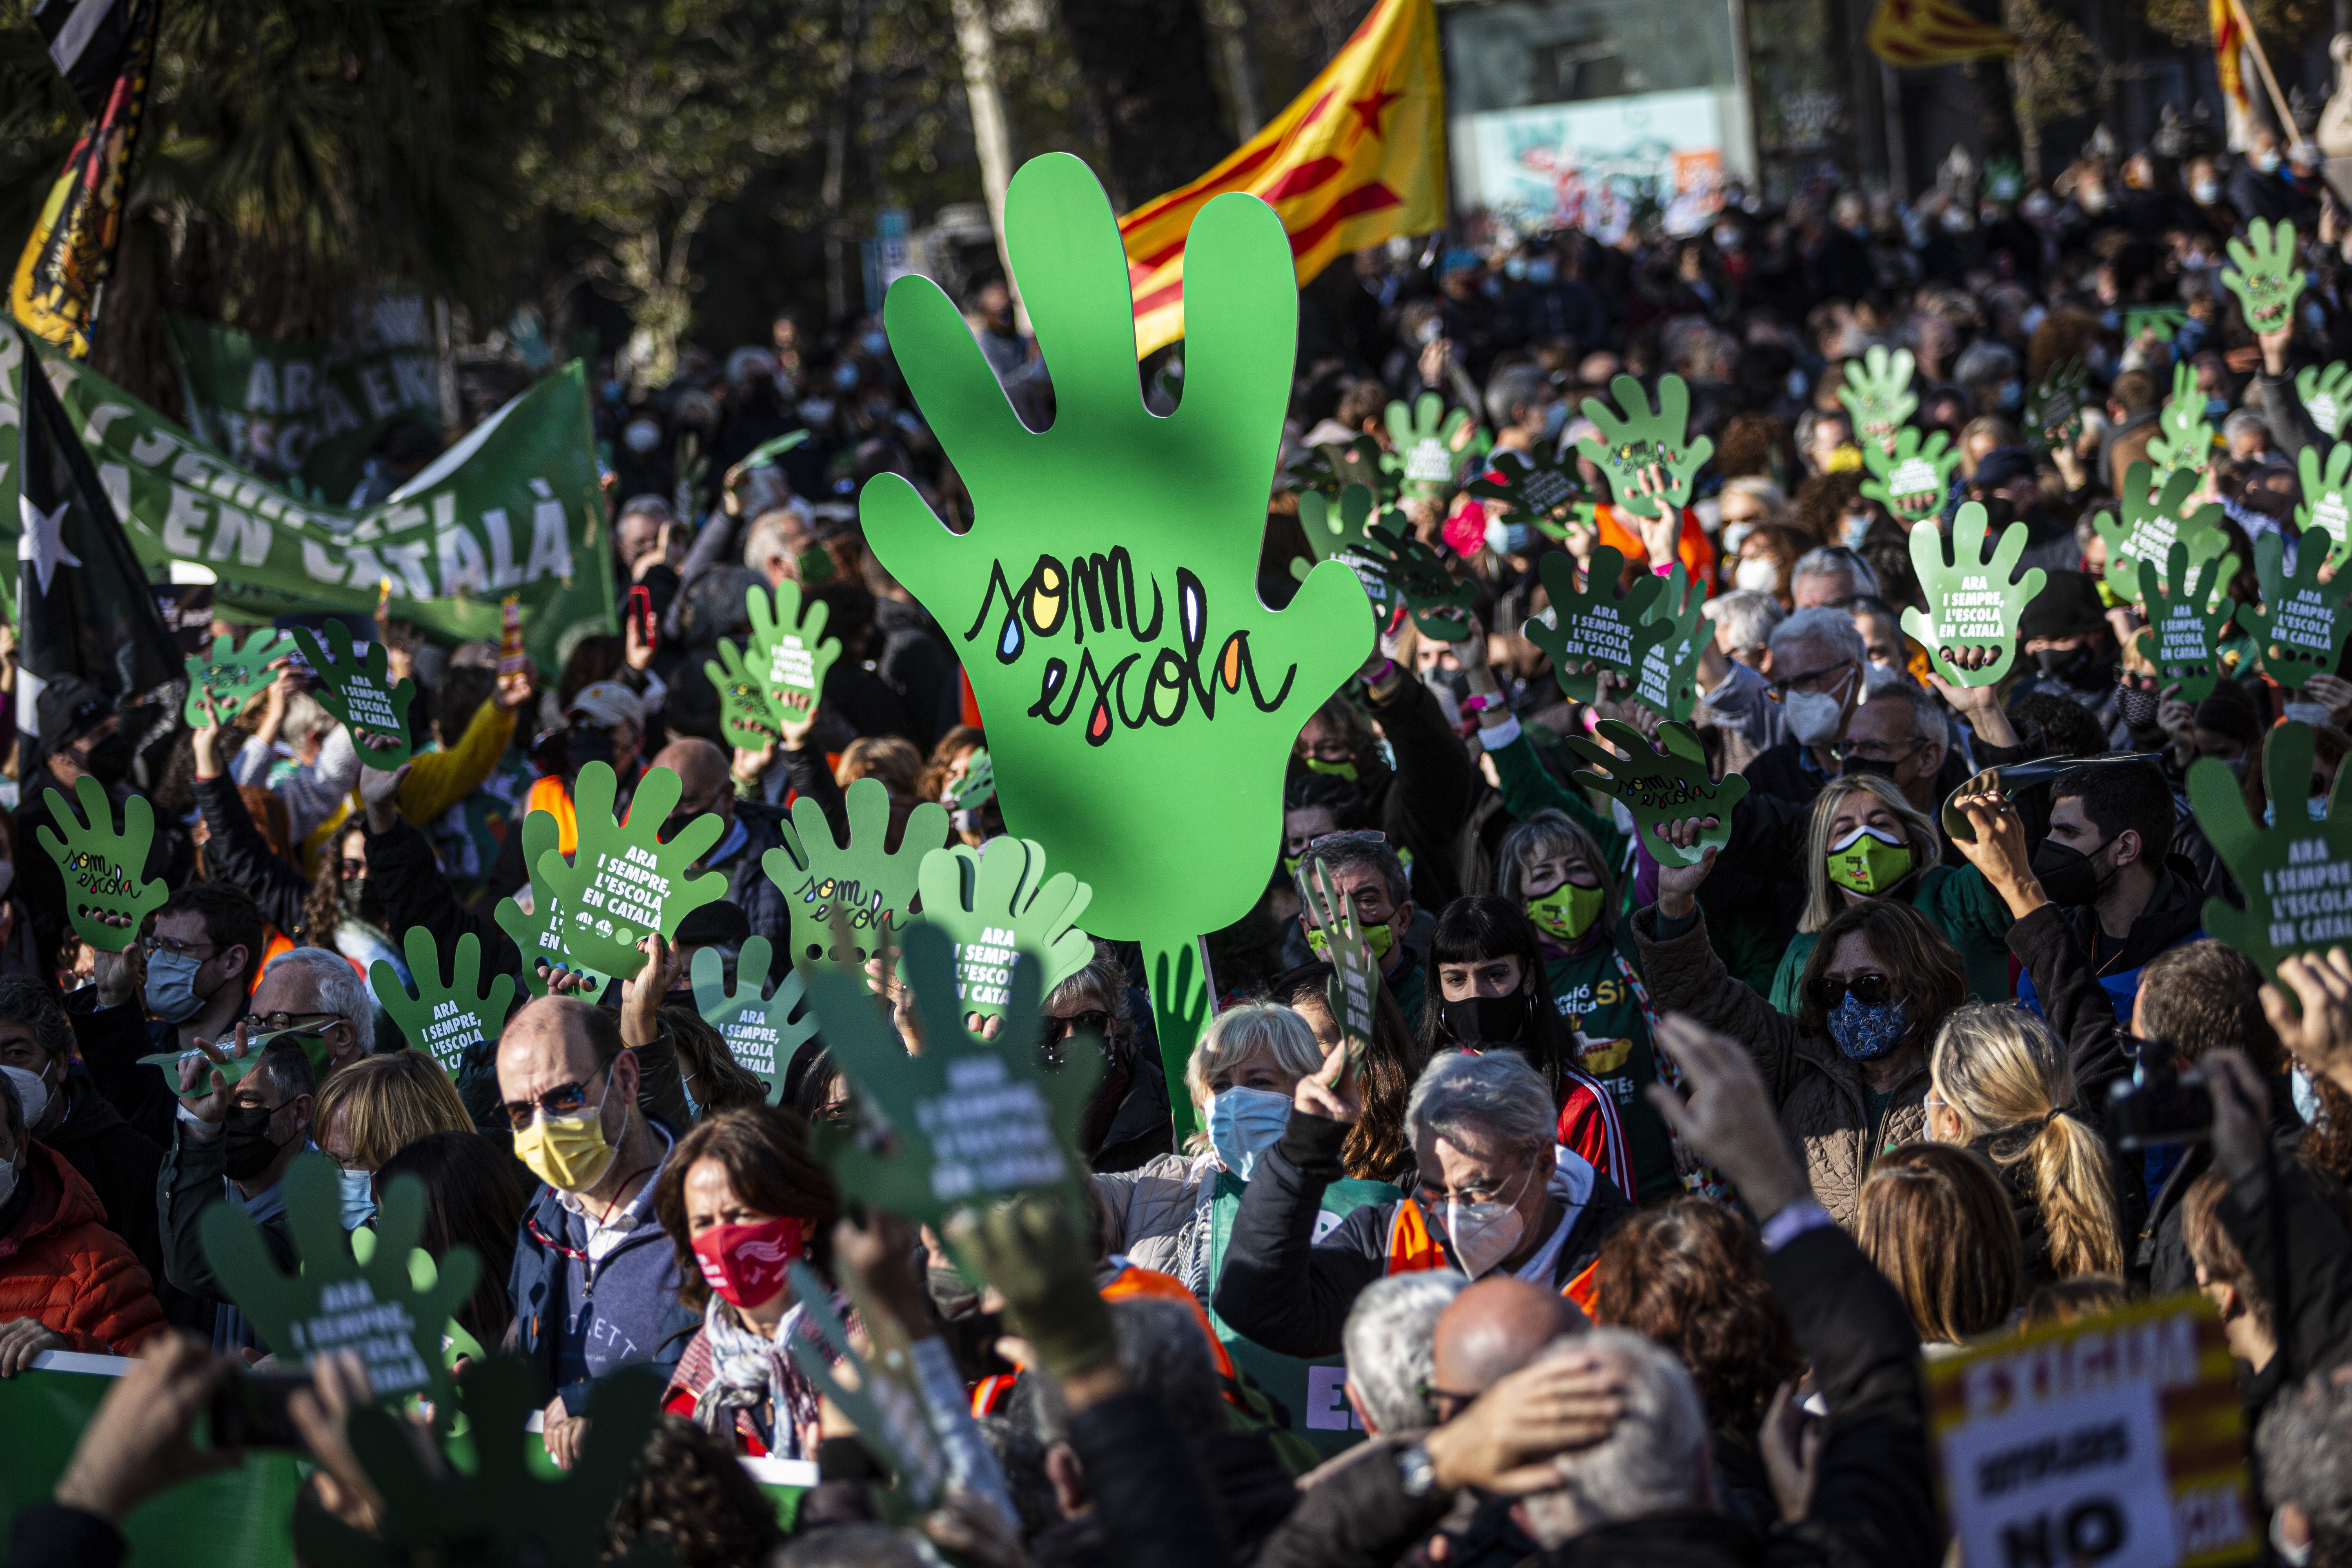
top-left (2227, 0), bottom-right (2304, 150)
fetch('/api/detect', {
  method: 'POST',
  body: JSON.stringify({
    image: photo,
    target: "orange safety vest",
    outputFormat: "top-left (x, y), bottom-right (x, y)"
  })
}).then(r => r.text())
top-left (1100, 1261), bottom-right (1241, 1387)
top-left (1383, 1198), bottom-right (1601, 1316)
top-left (527, 775), bottom-right (579, 857)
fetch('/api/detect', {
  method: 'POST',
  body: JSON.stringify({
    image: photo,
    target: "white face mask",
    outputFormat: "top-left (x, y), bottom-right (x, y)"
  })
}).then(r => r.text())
top-left (1733, 557), bottom-right (1781, 593)
top-left (1783, 685), bottom-right (1848, 745)
top-left (1444, 1163), bottom-right (1535, 1277)
top-left (2, 1065), bottom-right (48, 1134)
top-left (1205, 1087), bottom-right (1294, 1183)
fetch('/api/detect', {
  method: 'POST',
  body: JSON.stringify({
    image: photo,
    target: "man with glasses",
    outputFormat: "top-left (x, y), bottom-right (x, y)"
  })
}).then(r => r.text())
top-left (1745, 607), bottom-right (1875, 808)
top-left (499, 996), bottom-right (690, 1471)
top-left (1291, 833), bottom-right (1426, 1032)
top-left (246, 947), bottom-right (374, 1081)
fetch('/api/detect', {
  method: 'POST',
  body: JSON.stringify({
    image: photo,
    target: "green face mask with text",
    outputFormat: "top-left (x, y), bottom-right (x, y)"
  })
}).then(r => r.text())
top-left (1526, 881), bottom-right (1604, 942)
top-left (1307, 920), bottom-right (1394, 961)
top-left (1826, 824), bottom-right (1914, 895)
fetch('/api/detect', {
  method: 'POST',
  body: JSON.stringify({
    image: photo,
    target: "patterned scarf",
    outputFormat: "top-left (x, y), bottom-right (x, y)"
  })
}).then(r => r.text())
top-left (690, 1296), bottom-right (825, 1456)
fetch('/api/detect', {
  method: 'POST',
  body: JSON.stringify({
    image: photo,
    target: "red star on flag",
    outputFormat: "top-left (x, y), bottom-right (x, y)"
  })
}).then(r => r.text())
top-left (1345, 74), bottom-right (1404, 145)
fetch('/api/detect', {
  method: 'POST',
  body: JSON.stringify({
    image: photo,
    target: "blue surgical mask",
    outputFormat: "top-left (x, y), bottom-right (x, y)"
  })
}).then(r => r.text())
top-left (2205, 396), bottom-right (2230, 421)
top-left (1825, 991), bottom-right (1908, 1060)
top-left (1841, 511), bottom-right (1873, 549)
top-left (832, 361), bottom-right (860, 390)
top-left (144, 949), bottom-right (207, 1023)
top-left (338, 1167), bottom-right (378, 1229)
top-left (1503, 256), bottom-right (1528, 281)
top-left (1541, 400), bottom-right (1569, 439)
top-left (1205, 1087), bottom-right (1294, 1183)
top-left (2263, 797), bottom-right (2331, 825)
top-left (1998, 379), bottom-right (2023, 411)
top-left (1526, 259), bottom-right (1557, 285)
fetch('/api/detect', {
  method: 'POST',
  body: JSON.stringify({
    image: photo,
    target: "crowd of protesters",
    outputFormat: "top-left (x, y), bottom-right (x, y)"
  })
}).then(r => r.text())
top-left (13, 115), bottom-right (2352, 1568)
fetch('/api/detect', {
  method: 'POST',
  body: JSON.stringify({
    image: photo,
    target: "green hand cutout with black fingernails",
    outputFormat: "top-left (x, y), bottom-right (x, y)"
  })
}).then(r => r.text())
top-left (183, 627), bottom-right (293, 726)
top-left (1837, 345), bottom-right (1918, 455)
top-left (2135, 540), bottom-right (2241, 702)
top-left (533, 763), bottom-right (729, 978)
top-left (1858, 426), bottom-right (1960, 524)
top-left (2147, 363), bottom-right (2215, 477)
top-left (746, 579), bottom-right (842, 721)
top-left (291, 620), bottom-right (416, 768)
top-left (1523, 545), bottom-right (1667, 704)
top-left (1575, 374), bottom-right (1712, 519)
top-left (2241, 530), bottom-right (2352, 690)
top-left (912, 836), bottom-right (1095, 1023)
top-left (1561, 719), bottom-right (1746, 869)
top-left (2223, 216), bottom-right (2306, 334)
top-left (1898, 503), bottom-right (2047, 687)
top-left (35, 775), bottom-right (163, 952)
top-left (704, 637), bottom-right (782, 749)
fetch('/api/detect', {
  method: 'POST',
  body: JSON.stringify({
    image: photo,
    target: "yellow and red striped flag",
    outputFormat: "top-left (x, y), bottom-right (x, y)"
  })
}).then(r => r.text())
top-left (2211, 0), bottom-right (2252, 118)
top-left (1865, 0), bottom-right (2019, 66)
top-left (1117, 0), bottom-right (1445, 358)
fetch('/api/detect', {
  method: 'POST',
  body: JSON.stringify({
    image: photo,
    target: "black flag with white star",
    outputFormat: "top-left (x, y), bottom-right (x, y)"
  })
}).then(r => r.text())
top-left (11, 327), bottom-right (179, 735)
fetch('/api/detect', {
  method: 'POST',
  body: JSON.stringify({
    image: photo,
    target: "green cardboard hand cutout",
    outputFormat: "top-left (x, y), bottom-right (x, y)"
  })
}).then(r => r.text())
top-left (1575, 374), bottom-right (1712, 519)
top-left (2023, 359), bottom-right (2089, 456)
top-left (1465, 441), bottom-right (1584, 525)
top-left (533, 763), bottom-right (729, 978)
top-left (2092, 460), bottom-right (2234, 600)
top-left (2147, 363), bottom-right (2215, 477)
top-left (1363, 513), bottom-right (1476, 638)
top-left (853, 152), bottom-right (1368, 1117)
top-left (1286, 431), bottom-right (1396, 502)
top-left (1302, 860), bottom-right (1377, 1062)
top-left (1523, 546), bottom-right (1665, 704)
top-left (1562, 720), bottom-right (1746, 869)
top-left (747, 579), bottom-right (842, 719)
top-left (804, 922), bottom-right (1101, 1225)
top-left (2241, 530), bottom-right (2352, 690)
top-left (1896, 503), bottom-right (2047, 686)
top-left (764, 775), bottom-right (948, 977)
top-left (738, 428), bottom-right (811, 472)
top-left (2298, 362), bottom-right (2352, 440)
top-left (292, 1357), bottom-right (665, 1568)
top-left (1291, 483), bottom-right (1401, 626)
top-left (2223, 216), bottom-right (2306, 334)
top-left (1858, 426), bottom-right (1960, 524)
top-left (201, 1154), bottom-right (478, 1408)
top-left (492, 808), bottom-right (615, 998)
top-left (1629, 566), bottom-right (1708, 722)
top-left (2123, 305), bottom-right (2189, 342)
top-left (2297, 444), bottom-right (2352, 573)
top-left (948, 748), bottom-right (996, 811)
top-left (1385, 392), bottom-right (1483, 500)
top-left (2134, 540), bottom-right (2241, 702)
top-left (2189, 724), bottom-right (2352, 981)
top-left (183, 627), bottom-right (293, 725)
top-left (783, 1262), bottom-right (948, 1506)
top-left (290, 620), bottom-right (416, 768)
top-left (704, 637), bottom-right (781, 748)
top-left (35, 775), bottom-right (163, 951)
top-left (1836, 345), bottom-right (1918, 454)
top-left (690, 936), bottom-right (819, 1102)
top-left (371, 929), bottom-right (514, 1078)
top-left (913, 836), bottom-right (1095, 1021)
top-left (136, 1026), bottom-right (334, 1102)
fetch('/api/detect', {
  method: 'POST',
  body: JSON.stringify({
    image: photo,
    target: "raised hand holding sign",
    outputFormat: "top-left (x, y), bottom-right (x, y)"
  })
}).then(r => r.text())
top-left (1385, 392), bottom-right (1485, 500)
top-left (704, 637), bottom-right (781, 749)
top-left (1837, 345), bottom-right (1918, 455)
top-left (763, 775), bottom-right (948, 978)
top-left (1897, 503), bottom-right (2047, 686)
top-left (2299, 362), bottom-right (2352, 439)
top-left (690, 936), bottom-right (818, 1102)
top-left (370, 929), bottom-right (514, 1078)
top-left (1362, 512), bottom-right (1476, 639)
top-left (35, 775), bottom-right (163, 952)
top-left (2147, 363), bottom-right (2215, 477)
top-left (1629, 565), bottom-right (1707, 722)
top-left (1302, 860), bottom-right (1378, 1061)
top-left (2191, 724), bottom-right (2352, 980)
top-left (913, 836), bottom-right (1095, 1022)
top-left (1858, 426), bottom-right (1960, 524)
top-left (746, 579), bottom-right (842, 722)
top-left (492, 808), bottom-right (616, 998)
top-left (1562, 719), bottom-right (1746, 869)
top-left (183, 627), bottom-right (293, 725)
top-left (2134, 541), bottom-right (2241, 702)
top-left (2092, 460), bottom-right (2233, 601)
top-left (2241, 531), bottom-right (2352, 689)
top-left (1465, 441), bottom-right (1584, 530)
top-left (533, 763), bottom-right (729, 978)
top-left (2223, 216), bottom-right (2306, 334)
top-left (1523, 546), bottom-right (1666, 704)
top-left (2296, 445), bottom-right (2352, 573)
top-left (1575, 374), bottom-right (1712, 519)
top-left (291, 620), bottom-right (416, 768)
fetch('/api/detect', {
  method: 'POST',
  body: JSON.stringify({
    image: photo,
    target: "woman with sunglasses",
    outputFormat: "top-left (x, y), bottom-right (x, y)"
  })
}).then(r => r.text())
top-left (1640, 845), bottom-right (1967, 1224)
top-left (1040, 946), bottom-right (1171, 1175)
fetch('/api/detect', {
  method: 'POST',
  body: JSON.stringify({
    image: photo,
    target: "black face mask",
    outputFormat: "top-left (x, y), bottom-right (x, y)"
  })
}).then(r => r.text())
top-left (1838, 754), bottom-right (1903, 782)
top-left (2030, 836), bottom-right (2111, 909)
top-left (2034, 644), bottom-right (2112, 691)
top-left (1441, 989), bottom-right (1537, 1047)
top-left (567, 725), bottom-right (619, 771)
top-left (222, 1102), bottom-right (291, 1181)
top-left (77, 730), bottom-right (136, 787)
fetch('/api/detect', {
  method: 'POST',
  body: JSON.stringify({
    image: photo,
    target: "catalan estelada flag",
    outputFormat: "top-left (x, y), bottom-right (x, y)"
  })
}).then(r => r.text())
top-left (1118, 0), bottom-right (1444, 358)
top-left (2211, 0), bottom-right (2252, 117)
top-left (1865, 0), bottom-right (2019, 65)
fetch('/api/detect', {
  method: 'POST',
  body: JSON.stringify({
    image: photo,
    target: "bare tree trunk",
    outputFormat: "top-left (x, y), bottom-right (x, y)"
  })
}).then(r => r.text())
top-left (952, 0), bottom-right (1024, 321)
top-left (1202, 0), bottom-right (1264, 141)
top-left (822, 0), bottom-right (863, 325)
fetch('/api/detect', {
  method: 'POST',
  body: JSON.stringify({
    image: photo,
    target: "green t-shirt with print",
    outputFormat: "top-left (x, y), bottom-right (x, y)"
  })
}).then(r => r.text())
top-left (1543, 928), bottom-right (1676, 1204)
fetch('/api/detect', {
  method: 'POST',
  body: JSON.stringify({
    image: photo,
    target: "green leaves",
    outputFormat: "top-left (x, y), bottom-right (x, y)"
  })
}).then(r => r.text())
top-left (1363, 512), bottom-right (1475, 639)
top-left (1858, 426), bottom-right (1960, 524)
top-left (2241, 530), bottom-right (2352, 690)
top-left (703, 638), bottom-right (780, 750)
top-left (1385, 392), bottom-right (1485, 500)
top-left (2134, 540), bottom-right (2241, 702)
top-left (492, 808), bottom-right (615, 998)
top-left (2190, 723), bottom-right (2352, 982)
top-left (2091, 460), bottom-right (2233, 601)
top-left (2296, 443), bottom-right (2352, 572)
top-left (2023, 359), bottom-right (2089, 456)
top-left (2298, 362), bottom-right (2352, 439)
top-left (370, 929), bottom-right (514, 1078)
top-left (201, 1154), bottom-right (478, 1410)
top-left (533, 763), bottom-right (730, 977)
top-left (1836, 345), bottom-right (1918, 454)
top-left (803, 923), bottom-right (1100, 1227)
top-left (182, 626), bottom-right (292, 724)
top-left (1465, 441), bottom-right (1585, 525)
top-left (2148, 363), bottom-right (2215, 477)
top-left (690, 936), bottom-right (818, 1103)
top-left (2223, 216), bottom-right (2306, 334)
top-left (1575, 374), bottom-right (1712, 519)
top-left (747, 578), bottom-right (842, 720)
top-left (1523, 545), bottom-right (1666, 705)
top-left (1561, 720), bottom-right (1747, 869)
top-left (1896, 503), bottom-right (2047, 686)
top-left (912, 836), bottom-right (1095, 1023)
top-left (763, 775), bottom-right (949, 977)
top-left (290, 619), bottom-right (416, 769)
top-left (34, 775), bottom-right (163, 952)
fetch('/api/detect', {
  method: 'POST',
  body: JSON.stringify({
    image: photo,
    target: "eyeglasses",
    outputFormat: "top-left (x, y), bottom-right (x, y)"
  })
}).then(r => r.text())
top-left (1038, 1013), bottom-right (1114, 1071)
top-left (1808, 972), bottom-right (1893, 1010)
top-left (1827, 736), bottom-right (1924, 764)
top-left (142, 933), bottom-right (218, 959)
top-left (500, 1067), bottom-right (609, 1132)
top-left (249, 1010), bottom-right (341, 1034)
top-left (1767, 661), bottom-right (1856, 699)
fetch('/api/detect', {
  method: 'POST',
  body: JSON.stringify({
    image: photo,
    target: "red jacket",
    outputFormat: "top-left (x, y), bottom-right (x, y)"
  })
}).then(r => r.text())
top-left (0, 1140), bottom-right (164, 1354)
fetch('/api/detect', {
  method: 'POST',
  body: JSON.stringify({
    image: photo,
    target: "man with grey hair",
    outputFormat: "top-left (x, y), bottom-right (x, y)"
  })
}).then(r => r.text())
top-left (1214, 1049), bottom-right (1630, 1361)
top-left (1343, 1272), bottom-right (1466, 1435)
top-left (1788, 545), bottom-right (1879, 609)
top-left (251, 945), bottom-right (374, 1077)
top-left (2258, 1371), bottom-right (2352, 1566)
top-left (1694, 589), bottom-right (1788, 774)
top-left (1746, 606), bottom-right (1870, 806)
top-left (1292, 831), bottom-right (1424, 1030)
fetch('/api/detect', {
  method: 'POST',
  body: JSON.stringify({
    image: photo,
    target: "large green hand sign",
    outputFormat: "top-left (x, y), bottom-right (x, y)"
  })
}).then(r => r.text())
top-left (2241, 531), bottom-right (2352, 690)
top-left (704, 637), bottom-right (781, 749)
top-left (1858, 426), bottom-right (1960, 524)
top-left (1363, 512), bottom-right (1476, 638)
top-left (783, 1262), bottom-right (948, 1507)
top-left (763, 775), bottom-right (948, 978)
top-left (290, 620), bottom-right (416, 768)
top-left (492, 808), bottom-right (615, 998)
top-left (533, 763), bottom-right (729, 977)
top-left (2148, 363), bottom-right (2215, 477)
top-left (2023, 359), bottom-right (2089, 457)
top-left (201, 1153), bottom-right (478, 1409)
top-left (690, 936), bottom-right (819, 1102)
top-left (293, 1357), bottom-right (665, 1568)
top-left (1523, 546), bottom-right (1666, 704)
top-left (2223, 216), bottom-right (2305, 334)
top-left (747, 579), bottom-right (842, 722)
top-left (1291, 483), bottom-right (1400, 626)
top-left (371, 929), bottom-right (514, 1078)
top-left (1837, 345), bottom-right (1918, 455)
top-left (1575, 374), bottom-right (1712, 519)
top-left (2297, 444), bottom-right (2352, 573)
top-left (35, 776), bottom-right (163, 952)
top-left (2135, 541), bottom-right (2241, 702)
top-left (913, 836), bottom-right (1095, 1022)
top-left (855, 152), bottom-right (1368, 1100)
top-left (183, 627), bottom-right (292, 725)
top-left (1466, 441), bottom-right (1584, 528)
top-left (2093, 461), bottom-right (2233, 601)
top-left (1630, 566), bottom-right (1706, 722)
top-left (804, 923), bottom-right (1101, 1225)
top-left (1562, 719), bottom-right (1746, 869)
top-left (2299, 362), bottom-right (2352, 439)
top-left (1385, 393), bottom-right (1485, 500)
top-left (1897, 503), bottom-right (2047, 686)
top-left (2190, 724), bottom-right (2352, 981)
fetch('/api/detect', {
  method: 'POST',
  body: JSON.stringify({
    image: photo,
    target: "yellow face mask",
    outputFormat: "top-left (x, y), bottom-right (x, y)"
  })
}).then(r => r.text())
top-left (512, 1095), bottom-right (619, 1192)
top-left (1825, 824), bottom-right (1914, 895)
top-left (1526, 881), bottom-right (1604, 942)
top-left (1306, 921), bottom-right (1394, 961)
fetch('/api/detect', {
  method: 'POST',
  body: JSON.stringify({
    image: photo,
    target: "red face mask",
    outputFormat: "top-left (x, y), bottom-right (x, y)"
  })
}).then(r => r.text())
top-left (690, 1216), bottom-right (806, 1308)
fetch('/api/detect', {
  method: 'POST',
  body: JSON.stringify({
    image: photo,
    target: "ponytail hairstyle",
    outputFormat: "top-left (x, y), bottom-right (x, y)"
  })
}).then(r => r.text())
top-left (1929, 1003), bottom-right (2125, 1280)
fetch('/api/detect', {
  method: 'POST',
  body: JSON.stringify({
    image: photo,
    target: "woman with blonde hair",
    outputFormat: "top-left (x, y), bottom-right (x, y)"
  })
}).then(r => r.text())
top-left (313, 1050), bottom-right (475, 1224)
top-left (1856, 1144), bottom-right (2022, 1347)
top-left (1927, 1003), bottom-right (2127, 1287)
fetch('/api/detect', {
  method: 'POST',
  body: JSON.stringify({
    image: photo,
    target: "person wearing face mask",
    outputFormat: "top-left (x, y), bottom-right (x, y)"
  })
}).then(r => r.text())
top-left (1499, 241), bottom-right (1604, 351)
top-left (1292, 834), bottom-right (1428, 1031)
top-left (0, 1066), bottom-right (165, 1369)
top-left (2009, 571), bottom-right (2127, 744)
top-left (15, 677), bottom-right (157, 968)
top-left (1963, 446), bottom-right (2086, 577)
top-left (647, 739), bottom-right (791, 944)
top-left (523, 681), bottom-right (648, 860)
top-left (1746, 607), bottom-right (1873, 807)
top-left (611, 409), bottom-right (674, 504)
top-left (1689, 590), bottom-right (1789, 775)
top-left (501, 996), bottom-right (687, 1470)
top-left (1214, 1047), bottom-right (1633, 1360)
top-left (0, 981), bottom-right (164, 1287)
top-left (310, 1052), bottom-right (474, 1232)
top-left (2228, 125), bottom-right (2311, 228)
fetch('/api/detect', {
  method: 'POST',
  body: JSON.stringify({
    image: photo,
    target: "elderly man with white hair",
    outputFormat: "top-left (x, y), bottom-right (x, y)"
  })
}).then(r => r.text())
top-left (1693, 589), bottom-right (1788, 775)
top-left (1742, 606), bottom-right (1874, 808)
